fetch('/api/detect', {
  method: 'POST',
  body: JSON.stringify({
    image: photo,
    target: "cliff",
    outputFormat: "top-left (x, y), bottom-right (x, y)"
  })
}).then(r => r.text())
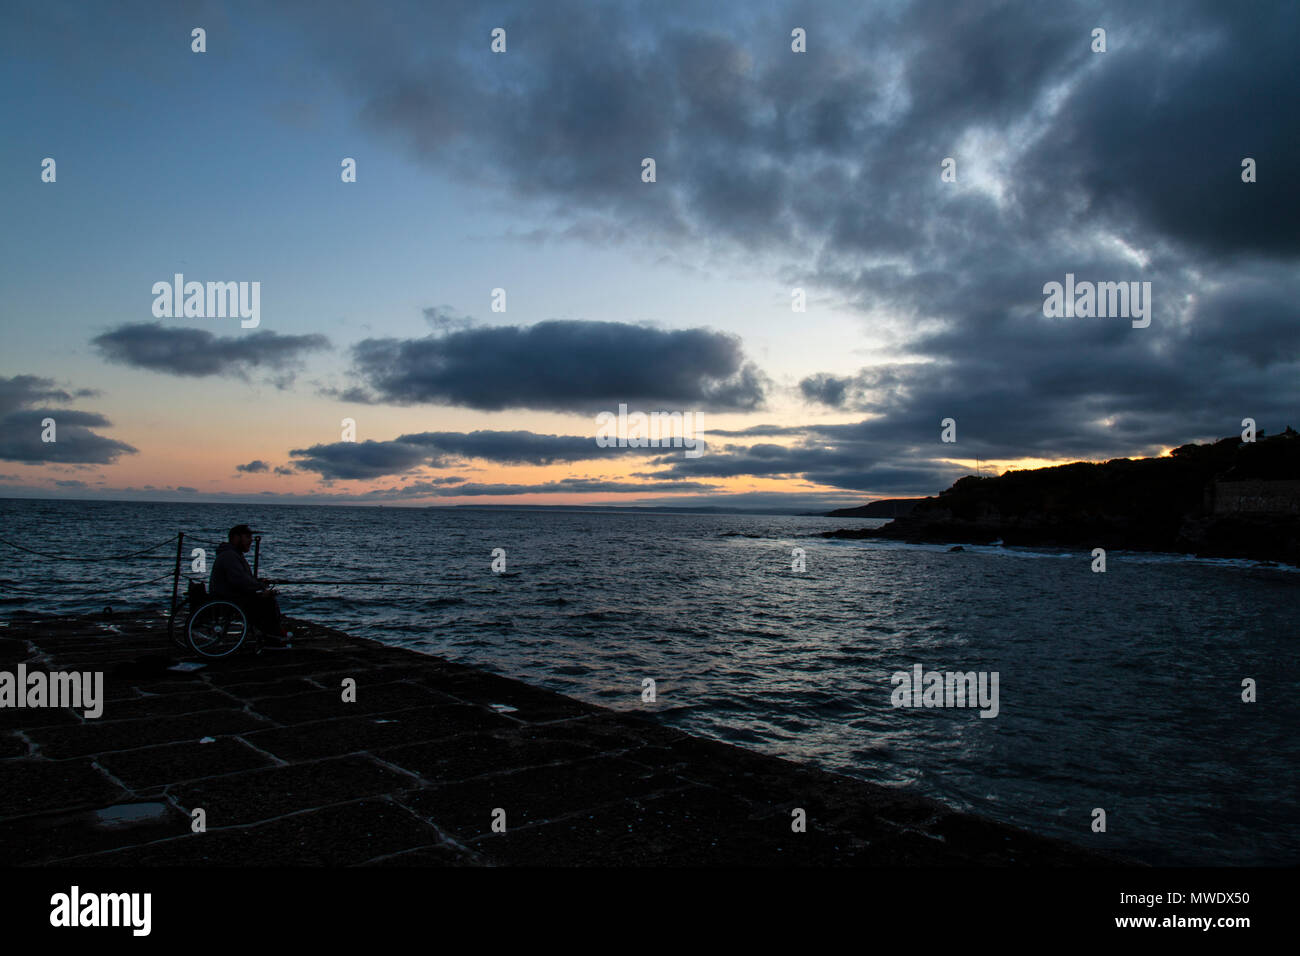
top-left (823, 498), bottom-right (921, 518)
top-left (822, 429), bottom-right (1300, 565)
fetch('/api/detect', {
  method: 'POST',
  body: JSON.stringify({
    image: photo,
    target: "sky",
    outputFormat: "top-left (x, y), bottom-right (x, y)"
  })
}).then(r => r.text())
top-left (0, 0), bottom-right (1296, 510)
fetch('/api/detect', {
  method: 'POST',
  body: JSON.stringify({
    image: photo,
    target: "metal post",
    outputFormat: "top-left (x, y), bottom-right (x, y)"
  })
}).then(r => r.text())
top-left (253, 535), bottom-right (261, 577)
top-left (168, 531), bottom-right (184, 644)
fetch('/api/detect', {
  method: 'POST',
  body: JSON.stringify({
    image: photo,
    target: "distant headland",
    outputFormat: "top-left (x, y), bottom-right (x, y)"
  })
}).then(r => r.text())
top-left (822, 499), bottom-right (921, 519)
top-left (823, 428), bottom-right (1300, 565)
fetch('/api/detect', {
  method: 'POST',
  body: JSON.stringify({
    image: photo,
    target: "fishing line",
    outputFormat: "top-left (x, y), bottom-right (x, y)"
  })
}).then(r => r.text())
top-left (270, 578), bottom-right (462, 586)
top-left (0, 533), bottom-right (180, 562)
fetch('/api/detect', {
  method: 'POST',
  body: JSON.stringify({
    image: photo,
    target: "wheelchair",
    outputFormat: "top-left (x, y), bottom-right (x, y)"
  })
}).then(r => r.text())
top-left (171, 578), bottom-right (266, 658)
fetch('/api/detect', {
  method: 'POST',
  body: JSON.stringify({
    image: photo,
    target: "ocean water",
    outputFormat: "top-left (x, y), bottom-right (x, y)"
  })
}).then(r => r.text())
top-left (1, 497), bottom-right (1295, 866)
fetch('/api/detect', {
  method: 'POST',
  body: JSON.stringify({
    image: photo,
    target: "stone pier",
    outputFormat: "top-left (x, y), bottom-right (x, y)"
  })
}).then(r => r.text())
top-left (0, 612), bottom-right (1123, 866)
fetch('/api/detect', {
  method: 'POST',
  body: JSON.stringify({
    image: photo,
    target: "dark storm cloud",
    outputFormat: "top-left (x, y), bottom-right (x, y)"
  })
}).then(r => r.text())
top-left (407, 476), bottom-right (467, 486)
top-left (16, 0), bottom-right (1287, 504)
top-left (236, 460), bottom-right (270, 473)
top-left (474, 418), bottom-right (964, 495)
top-left (287, 439), bottom-right (433, 480)
top-left (93, 323), bottom-right (330, 386)
top-left (288, 427), bottom-right (675, 479)
top-left (295, 0), bottom-right (1095, 253)
top-left (277, 0), bottom-right (1298, 496)
top-left (792, 262), bottom-right (1300, 463)
top-left (798, 461), bottom-right (970, 494)
top-left (798, 373), bottom-right (850, 409)
top-left (707, 423), bottom-right (805, 438)
top-left (638, 442), bottom-right (809, 478)
top-left (366, 478), bottom-right (718, 498)
top-left (0, 376), bottom-right (97, 414)
top-left (1014, 0), bottom-right (1300, 261)
top-left (640, 436), bottom-right (967, 495)
top-left (0, 376), bottom-right (137, 465)
top-left (621, 490), bottom-right (864, 512)
top-left (399, 430), bottom-right (667, 465)
top-left (288, 0), bottom-right (1095, 251)
top-left (346, 320), bottom-right (766, 412)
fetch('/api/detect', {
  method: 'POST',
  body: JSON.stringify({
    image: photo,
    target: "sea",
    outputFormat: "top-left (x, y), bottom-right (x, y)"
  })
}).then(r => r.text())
top-left (1, 497), bottom-right (1295, 866)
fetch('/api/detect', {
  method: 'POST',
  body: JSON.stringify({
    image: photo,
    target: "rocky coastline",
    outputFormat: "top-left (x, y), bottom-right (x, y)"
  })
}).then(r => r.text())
top-left (823, 430), bottom-right (1300, 566)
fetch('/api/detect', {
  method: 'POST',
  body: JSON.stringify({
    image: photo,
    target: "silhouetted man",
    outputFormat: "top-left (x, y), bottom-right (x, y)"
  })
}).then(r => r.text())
top-left (210, 524), bottom-right (288, 646)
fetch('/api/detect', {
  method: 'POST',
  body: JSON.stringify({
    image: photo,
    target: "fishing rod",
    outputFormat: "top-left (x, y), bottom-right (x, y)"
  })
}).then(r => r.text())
top-left (267, 577), bottom-right (463, 586)
top-left (0, 533), bottom-right (179, 561)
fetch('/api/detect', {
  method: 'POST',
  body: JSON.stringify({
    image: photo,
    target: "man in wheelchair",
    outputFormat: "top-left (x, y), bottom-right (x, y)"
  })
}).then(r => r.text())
top-left (211, 524), bottom-right (289, 647)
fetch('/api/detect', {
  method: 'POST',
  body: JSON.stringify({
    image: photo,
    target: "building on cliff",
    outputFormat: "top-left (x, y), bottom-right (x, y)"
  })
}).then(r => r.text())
top-left (1208, 480), bottom-right (1300, 515)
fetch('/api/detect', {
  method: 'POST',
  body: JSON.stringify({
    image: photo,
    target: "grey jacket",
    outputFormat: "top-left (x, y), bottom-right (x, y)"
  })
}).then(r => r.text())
top-left (210, 542), bottom-right (261, 599)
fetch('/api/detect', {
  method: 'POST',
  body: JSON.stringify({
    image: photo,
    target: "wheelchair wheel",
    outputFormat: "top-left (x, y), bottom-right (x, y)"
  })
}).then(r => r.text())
top-left (188, 601), bottom-right (250, 658)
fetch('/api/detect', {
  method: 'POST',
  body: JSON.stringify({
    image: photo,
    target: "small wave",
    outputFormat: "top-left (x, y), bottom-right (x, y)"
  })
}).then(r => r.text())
top-left (830, 537), bottom-right (1296, 571)
top-left (716, 724), bottom-right (769, 744)
top-left (568, 610), bottom-right (635, 622)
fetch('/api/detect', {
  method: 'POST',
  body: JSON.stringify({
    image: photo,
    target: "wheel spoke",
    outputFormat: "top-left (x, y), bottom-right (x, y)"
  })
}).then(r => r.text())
top-left (187, 602), bottom-right (249, 657)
